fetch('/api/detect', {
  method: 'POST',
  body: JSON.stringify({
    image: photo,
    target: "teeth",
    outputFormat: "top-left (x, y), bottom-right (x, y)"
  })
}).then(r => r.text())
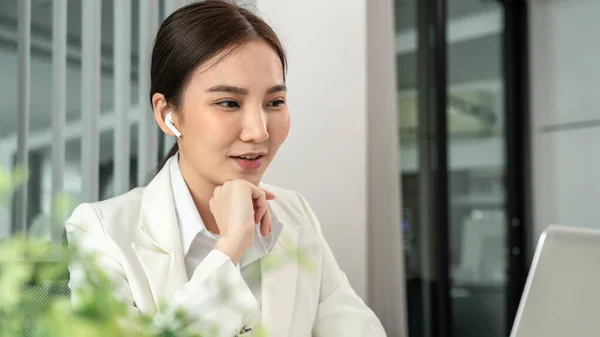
top-left (239, 155), bottom-right (259, 159)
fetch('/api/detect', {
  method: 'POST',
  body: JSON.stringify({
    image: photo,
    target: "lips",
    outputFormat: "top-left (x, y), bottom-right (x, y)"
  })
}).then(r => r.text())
top-left (231, 154), bottom-right (265, 170)
top-left (230, 152), bottom-right (267, 159)
top-left (231, 154), bottom-right (263, 160)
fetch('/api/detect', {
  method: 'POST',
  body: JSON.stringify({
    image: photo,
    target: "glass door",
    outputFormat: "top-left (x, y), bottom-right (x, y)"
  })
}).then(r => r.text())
top-left (446, 2), bottom-right (507, 337)
top-left (394, 0), bottom-right (529, 336)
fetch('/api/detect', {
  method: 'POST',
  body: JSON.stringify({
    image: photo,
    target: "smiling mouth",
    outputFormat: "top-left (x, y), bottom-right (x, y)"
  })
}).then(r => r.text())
top-left (230, 154), bottom-right (266, 170)
top-left (230, 154), bottom-right (264, 160)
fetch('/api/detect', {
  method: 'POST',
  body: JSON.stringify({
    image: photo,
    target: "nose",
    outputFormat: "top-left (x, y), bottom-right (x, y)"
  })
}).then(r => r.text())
top-left (240, 106), bottom-right (269, 143)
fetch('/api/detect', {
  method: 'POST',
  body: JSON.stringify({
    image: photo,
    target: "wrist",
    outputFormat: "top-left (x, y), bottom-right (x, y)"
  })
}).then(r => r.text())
top-left (215, 236), bottom-right (245, 266)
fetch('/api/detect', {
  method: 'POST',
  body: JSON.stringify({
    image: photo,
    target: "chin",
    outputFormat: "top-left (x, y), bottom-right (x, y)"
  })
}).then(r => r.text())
top-left (221, 157), bottom-right (272, 185)
top-left (218, 171), bottom-right (264, 186)
top-left (240, 173), bottom-right (264, 186)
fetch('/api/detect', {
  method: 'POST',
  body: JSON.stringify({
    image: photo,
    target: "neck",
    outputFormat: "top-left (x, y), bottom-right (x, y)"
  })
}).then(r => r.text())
top-left (177, 158), bottom-right (220, 235)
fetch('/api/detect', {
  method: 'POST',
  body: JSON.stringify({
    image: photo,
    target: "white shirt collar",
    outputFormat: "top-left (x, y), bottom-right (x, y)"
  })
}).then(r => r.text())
top-left (169, 154), bottom-right (282, 266)
top-left (170, 154), bottom-right (215, 256)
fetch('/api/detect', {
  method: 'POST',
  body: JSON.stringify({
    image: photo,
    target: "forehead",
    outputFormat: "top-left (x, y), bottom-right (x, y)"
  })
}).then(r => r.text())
top-left (192, 40), bottom-right (284, 89)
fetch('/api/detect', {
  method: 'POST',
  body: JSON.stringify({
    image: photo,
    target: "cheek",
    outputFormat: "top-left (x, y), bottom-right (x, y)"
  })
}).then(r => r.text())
top-left (268, 111), bottom-right (291, 145)
top-left (183, 111), bottom-right (238, 147)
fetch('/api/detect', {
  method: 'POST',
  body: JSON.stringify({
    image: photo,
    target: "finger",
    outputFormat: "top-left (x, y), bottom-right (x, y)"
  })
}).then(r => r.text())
top-left (253, 193), bottom-right (268, 225)
top-left (246, 183), bottom-right (271, 225)
top-left (260, 208), bottom-right (272, 238)
top-left (244, 181), bottom-right (274, 200)
top-left (262, 189), bottom-right (276, 200)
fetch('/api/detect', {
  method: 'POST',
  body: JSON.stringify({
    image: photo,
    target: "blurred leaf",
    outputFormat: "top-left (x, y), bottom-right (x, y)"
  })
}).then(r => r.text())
top-left (0, 262), bottom-right (33, 310)
top-left (51, 192), bottom-right (76, 221)
top-left (252, 326), bottom-right (269, 337)
top-left (0, 166), bottom-right (10, 203)
top-left (296, 249), bottom-right (316, 273)
top-left (11, 165), bottom-right (29, 189)
top-left (0, 165), bottom-right (29, 207)
top-left (260, 255), bottom-right (283, 273)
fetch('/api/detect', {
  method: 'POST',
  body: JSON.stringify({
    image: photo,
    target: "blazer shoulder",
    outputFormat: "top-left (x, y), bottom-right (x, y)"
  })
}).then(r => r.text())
top-left (67, 187), bottom-right (145, 235)
top-left (261, 183), bottom-right (322, 233)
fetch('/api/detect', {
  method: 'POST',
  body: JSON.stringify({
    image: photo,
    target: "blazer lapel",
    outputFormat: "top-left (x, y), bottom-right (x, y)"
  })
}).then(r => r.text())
top-left (133, 157), bottom-right (188, 311)
top-left (260, 214), bottom-right (300, 337)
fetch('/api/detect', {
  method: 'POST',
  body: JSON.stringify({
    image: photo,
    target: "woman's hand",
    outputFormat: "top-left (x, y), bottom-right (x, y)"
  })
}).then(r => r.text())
top-left (210, 180), bottom-right (275, 265)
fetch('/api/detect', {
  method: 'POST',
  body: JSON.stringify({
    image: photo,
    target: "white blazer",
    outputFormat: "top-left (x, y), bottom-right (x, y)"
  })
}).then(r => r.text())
top-left (65, 157), bottom-right (387, 337)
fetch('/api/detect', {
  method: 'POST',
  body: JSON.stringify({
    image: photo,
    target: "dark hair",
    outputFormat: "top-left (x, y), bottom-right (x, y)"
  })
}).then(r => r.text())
top-left (151, 0), bottom-right (287, 173)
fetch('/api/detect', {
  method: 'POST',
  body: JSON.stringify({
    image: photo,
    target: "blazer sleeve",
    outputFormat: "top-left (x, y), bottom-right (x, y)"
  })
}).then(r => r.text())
top-left (65, 203), bottom-right (260, 337)
top-left (295, 194), bottom-right (388, 337)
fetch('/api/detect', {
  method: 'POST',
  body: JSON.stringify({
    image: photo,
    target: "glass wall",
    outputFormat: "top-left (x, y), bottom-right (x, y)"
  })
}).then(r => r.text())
top-left (395, 0), bottom-right (528, 336)
top-left (0, 0), bottom-right (195, 242)
top-left (446, 2), bottom-right (507, 336)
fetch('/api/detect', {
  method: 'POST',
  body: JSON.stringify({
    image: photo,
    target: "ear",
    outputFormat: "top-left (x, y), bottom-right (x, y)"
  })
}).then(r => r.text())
top-left (152, 93), bottom-right (179, 137)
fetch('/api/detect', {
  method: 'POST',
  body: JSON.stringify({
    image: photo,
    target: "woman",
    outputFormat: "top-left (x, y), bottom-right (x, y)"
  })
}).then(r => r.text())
top-left (66, 1), bottom-right (387, 336)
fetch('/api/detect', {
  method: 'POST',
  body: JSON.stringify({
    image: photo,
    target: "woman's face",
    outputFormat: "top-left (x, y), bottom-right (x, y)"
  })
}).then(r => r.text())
top-left (160, 40), bottom-right (290, 187)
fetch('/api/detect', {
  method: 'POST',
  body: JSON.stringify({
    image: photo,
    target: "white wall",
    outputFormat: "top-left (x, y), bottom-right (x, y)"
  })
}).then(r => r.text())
top-left (255, 2), bottom-right (407, 334)
top-left (366, 0), bottom-right (407, 333)
top-left (255, 0), bottom-right (369, 298)
top-left (530, 0), bottom-right (600, 242)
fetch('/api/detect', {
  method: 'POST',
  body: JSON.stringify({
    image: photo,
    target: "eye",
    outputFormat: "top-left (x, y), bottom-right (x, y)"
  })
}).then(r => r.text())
top-left (216, 100), bottom-right (240, 109)
top-left (266, 99), bottom-right (285, 108)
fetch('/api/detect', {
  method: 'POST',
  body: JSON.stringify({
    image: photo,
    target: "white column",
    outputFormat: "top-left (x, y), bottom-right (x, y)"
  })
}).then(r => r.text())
top-left (81, 0), bottom-right (101, 202)
top-left (114, 0), bottom-right (132, 195)
top-left (137, 0), bottom-right (160, 185)
top-left (51, 0), bottom-right (68, 242)
top-left (164, 0), bottom-right (185, 18)
top-left (16, 0), bottom-right (31, 236)
top-left (366, 0), bottom-right (408, 335)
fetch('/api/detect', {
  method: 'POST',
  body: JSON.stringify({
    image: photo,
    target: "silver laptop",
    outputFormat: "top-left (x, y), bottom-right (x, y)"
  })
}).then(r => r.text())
top-left (510, 225), bottom-right (600, 337)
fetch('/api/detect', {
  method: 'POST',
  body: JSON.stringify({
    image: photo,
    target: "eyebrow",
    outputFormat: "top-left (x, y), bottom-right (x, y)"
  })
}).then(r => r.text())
top-left (266, 84), bottom-right (287, 94)
top-left (206, 84), bottom-right (287, 95)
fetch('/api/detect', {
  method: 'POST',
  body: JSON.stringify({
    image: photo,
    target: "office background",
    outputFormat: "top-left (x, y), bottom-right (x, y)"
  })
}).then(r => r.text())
top-left (0, 0), bottom-right (597, 336)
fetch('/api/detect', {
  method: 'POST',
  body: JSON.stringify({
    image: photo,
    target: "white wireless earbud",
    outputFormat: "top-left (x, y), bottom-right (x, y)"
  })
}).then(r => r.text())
top-left (165, 112), bottom-right (182, 138)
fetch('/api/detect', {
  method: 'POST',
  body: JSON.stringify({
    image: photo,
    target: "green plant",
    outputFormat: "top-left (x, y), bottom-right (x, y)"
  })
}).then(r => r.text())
top-left (0, 237), bottom-right (201, 337)
top-left (0, 237), bottom-right (310, 337)
top-left (0, 164), bottom-right (314, 337)
top-left (0, 165), bottom-right (28, 206)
